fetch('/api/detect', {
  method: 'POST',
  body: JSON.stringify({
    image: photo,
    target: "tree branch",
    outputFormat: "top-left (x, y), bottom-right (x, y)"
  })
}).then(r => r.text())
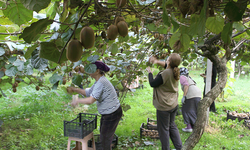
top-left (232, 27), bottom-right (250, 38)
top-left (57, 0), bottom-right (93, 64)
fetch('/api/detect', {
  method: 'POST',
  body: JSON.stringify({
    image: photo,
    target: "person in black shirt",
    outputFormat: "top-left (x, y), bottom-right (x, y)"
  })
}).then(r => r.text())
top-left (200, 63), bottom-right (217, 112)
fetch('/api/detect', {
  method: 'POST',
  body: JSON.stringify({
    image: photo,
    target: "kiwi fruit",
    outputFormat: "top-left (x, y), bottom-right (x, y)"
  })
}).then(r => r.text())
top-left (62, 77), bottom-right (66, 85)
top-left (117, 21), bottom-right (128, 37)
top-left (74, 66), bottom-right (80, 72)
top-left (116, 0), bottom-right (126, 8)
top-left (115, 16), bottom-right (125, 25)
top-left (107, 25), bottom-right (118, 40)
top-left (80, 26), bottom-right (95, 49)
top-left (36, 86), bottom-right (40, 91)
top-left (80, 66), bottom-right (85, 73)
top-left (159, 34), bottom-right (164, 41)
top-left (66, 39), bottom-right (83, 62)
top-left (154, 33), bottom-right (159, 38)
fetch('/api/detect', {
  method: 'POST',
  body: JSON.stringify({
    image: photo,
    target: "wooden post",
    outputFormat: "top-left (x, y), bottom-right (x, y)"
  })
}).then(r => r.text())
top-left (205, 59), bottom-right (212, 125)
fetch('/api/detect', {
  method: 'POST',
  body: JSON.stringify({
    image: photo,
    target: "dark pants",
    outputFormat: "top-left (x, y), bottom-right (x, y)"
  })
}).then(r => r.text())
top-left (182, 97), bottom-right (201, 128)
top-left (203, 86), bottom-right (216, 112)
top-left (157, 105), bottom-right (182, 150)
top-left (100, 106), bottom-right (122, 150)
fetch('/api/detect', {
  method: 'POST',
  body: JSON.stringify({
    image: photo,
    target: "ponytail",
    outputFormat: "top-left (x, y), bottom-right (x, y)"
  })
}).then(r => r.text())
top-left (173, 67), bottom-right (180, 80)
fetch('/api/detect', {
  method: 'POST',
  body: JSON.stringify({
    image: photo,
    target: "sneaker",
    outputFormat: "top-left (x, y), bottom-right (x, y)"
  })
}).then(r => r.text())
top-left (182, 127), bottom-right (193, 132)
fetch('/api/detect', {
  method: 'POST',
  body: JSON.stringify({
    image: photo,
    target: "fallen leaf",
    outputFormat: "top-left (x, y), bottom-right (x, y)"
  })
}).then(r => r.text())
top-left (135, 141), bottom-right (140, 145)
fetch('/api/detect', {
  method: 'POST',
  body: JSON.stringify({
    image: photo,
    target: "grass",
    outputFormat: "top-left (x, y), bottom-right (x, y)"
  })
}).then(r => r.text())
top-left (0, 70), bottom-right (250, 150)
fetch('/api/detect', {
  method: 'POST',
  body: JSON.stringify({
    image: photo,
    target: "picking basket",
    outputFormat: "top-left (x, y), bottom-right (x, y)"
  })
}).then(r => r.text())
top-left (140, 123), bottom-right (159, 139)
top-left (147, 118), bottom-right (157, 130)
top-left (226, 111), bottom-right (249, 122)
top-left (244, 120), bottom-right (250, 130)
top-left (64, 113), bottom-right (97, 139)
top-left (88, 134), bottom-right (118, 150)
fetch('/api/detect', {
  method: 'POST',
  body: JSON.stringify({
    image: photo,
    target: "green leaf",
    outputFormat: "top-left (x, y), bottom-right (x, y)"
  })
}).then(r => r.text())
top-left (72, 74), bottom-right (82, 86)
top-left (19, 18), bottom-right (53, 43)
top-left (52, 81), bottom-right (59, 90)
top-left (0, 47), bottom-right (5, 56)
top-left (233, 22), bottom-right (245, 32)
top-left (20, 0), bottom-right (51, 13)
top-left (2, 0), bottom-right (33, 26)
top-left (189, 15), bottom-right (199, 36)
top-left (206, 16), bottom-right (224, 34)
top-left (171, 13), bottom-right (179, 33)
top-left (182, 60), bottom-right (189, 66)
top-left (13, 59), bottom-right (25, 71)
top-left (109, 43), bottom-right (118, 55)
top-left (191, 53), bottom-right (197, 59)
top-left (163, 7), bottom-right (171, 26)
top-left (84, 64), bottom-right (97, 74)
top-left (180, 34), bottom-right (190, 52)
top-left (118, 35), bottom-right (129, 43)
top-left (24, 44), bottom-right (38, 59)
top-left (31, 49), bottom-right (48, 71)
top-left (146, 23), bottom-right (157, 31)
top-left (62, 29), bottom-right (73, 43)
top-left (8, 56), bottom-right (17, 63)
top-left (224, 1), bottom-right (245, 21)
top-left (49, 73), bottom-right (63, 85)
top-left (197, 0), bottom-right (208, 37)
top-left (39, 42), bottom-right (68, 64)
top-left (0, 17), bottom-right (14, 25)
top-left (5, 67), bottom-right (18, 77)
top-left (46, 2), bottom-right (58, 19)
top-left (0, 71), bottom-right (4, 78)
top-left (25, 62), bottom-right (33, 75)
top-left (87, 55), bottom-right (99, 63)
top-left (169, 32), bottom-right (181, 48)
top-left (157, 26), bottom-right (168, 34)
top-left (221, 22), bottom-right (233, 45)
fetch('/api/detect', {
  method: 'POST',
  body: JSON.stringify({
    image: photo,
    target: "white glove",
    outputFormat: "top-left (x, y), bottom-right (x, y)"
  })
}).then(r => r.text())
top-left (181, 96), bottom-right (186, 104)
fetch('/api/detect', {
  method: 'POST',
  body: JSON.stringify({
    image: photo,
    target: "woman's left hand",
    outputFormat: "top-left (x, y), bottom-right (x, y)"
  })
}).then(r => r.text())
top-left (146, 66), bottom-right (152, 73)
top-left (71, 99), bottom-right (79, 108)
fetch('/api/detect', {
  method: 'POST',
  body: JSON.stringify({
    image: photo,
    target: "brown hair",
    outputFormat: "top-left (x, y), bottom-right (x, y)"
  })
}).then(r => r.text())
top-left (168, 53), bottom-right (181, 80)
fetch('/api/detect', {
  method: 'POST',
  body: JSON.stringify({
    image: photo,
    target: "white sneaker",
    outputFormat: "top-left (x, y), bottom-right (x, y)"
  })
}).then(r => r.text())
top-left (182, 128), bottom-right (193, 132)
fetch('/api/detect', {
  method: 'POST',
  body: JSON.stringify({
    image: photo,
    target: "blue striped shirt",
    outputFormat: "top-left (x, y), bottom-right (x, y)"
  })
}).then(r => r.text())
top-left (85, 76), bottom-right (120, 115)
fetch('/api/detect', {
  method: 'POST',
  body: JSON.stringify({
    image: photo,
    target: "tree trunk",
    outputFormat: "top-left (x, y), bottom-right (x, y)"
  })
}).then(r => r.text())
top-left (182, 57), bottom-right (228, 150)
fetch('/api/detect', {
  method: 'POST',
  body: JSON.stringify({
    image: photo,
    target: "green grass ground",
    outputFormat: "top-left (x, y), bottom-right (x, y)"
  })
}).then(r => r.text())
top-left (0, 70), bottom-right (250, 150)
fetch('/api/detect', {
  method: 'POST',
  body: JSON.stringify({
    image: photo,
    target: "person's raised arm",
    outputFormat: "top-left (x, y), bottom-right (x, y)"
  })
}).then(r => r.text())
top-left (149, 56), bottom-right (166, 68)
top-left (67, 87), bottom-right (87, 96)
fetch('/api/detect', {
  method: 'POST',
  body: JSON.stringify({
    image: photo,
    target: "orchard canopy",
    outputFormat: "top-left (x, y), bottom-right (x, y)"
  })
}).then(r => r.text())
top-left (0, 0), bottom-right (250, 149)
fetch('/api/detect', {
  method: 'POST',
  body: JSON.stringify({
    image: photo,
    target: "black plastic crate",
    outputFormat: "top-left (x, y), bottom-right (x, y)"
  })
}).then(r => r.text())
top-left (244, 120), bottom-right (250, 130)
top-left (64, 113), bottom-right (97, 139)
top-left (147, 118), bottom-right (157, 130)
top-left (226, 111), bottom-right (249, 122)
top-left (140, 123), bottom-right (159, 139)
top-left (88, 134), bottom-right (118, 150)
